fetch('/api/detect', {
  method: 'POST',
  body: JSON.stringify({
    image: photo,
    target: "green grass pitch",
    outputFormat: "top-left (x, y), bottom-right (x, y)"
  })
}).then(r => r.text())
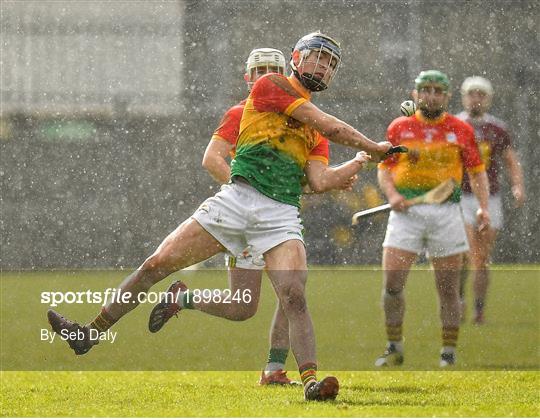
top-left (1, 266), bottom-right (539, 417)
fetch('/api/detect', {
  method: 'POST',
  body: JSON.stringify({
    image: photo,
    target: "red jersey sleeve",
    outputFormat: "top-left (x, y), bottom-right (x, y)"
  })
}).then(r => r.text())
top-left (211, 102), bottom-right (245, 145)
top-left (308, 135), bottom-right (329, 164)
top-left (379, 118), bottom-right (403, 169)
top-left (251, 74), bottom-right (306, 115)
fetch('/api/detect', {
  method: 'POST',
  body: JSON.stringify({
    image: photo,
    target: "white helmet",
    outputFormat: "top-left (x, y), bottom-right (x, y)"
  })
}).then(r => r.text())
top-left (246, 48), bottom-right (286, 73)
top-left (461, 76), bottom-right (494, 96)
top-left (244, 48), bottom-right (286, 90)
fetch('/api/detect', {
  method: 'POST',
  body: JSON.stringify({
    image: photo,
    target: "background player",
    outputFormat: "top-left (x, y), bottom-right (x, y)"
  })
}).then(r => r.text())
top-left (375, 70), bottom-right (490, 367)
top-left (48, 32), bottom-right (393, 401)
top-left (457, 76), bottom-right (525, 324)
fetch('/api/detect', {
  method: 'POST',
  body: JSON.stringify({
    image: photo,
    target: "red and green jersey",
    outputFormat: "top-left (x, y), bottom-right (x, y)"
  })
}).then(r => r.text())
top-left (230, 74), bottom-right (328, 207)
top-left (379, 111), bottom-right (485, 202)
top-left (211, 99), bottom-right (329, 163)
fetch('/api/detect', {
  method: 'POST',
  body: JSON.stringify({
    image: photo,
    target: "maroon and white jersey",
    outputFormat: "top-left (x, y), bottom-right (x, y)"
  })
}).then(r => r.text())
top-left (456, 112), bottom-right (512, 195)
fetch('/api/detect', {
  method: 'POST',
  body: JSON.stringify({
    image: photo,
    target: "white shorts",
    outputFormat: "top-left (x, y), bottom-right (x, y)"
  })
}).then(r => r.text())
top-left (192, 181), bottom-right (304, 265)
top-left (383, 202), bottom-right (469, 258)
top-left (460, 193), bottom-right (503, 230)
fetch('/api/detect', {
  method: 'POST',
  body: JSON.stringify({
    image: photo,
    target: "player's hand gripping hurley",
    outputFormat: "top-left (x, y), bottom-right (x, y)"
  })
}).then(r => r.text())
top-left (384, 145), bottom-right (408, 158)
top-left (351, 178), bottom-right (456, 225)
top-left (364, 145), bottom-right (408, 169)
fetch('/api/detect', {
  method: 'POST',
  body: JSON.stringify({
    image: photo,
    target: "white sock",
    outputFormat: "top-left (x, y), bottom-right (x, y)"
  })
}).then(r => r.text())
top-left (264, 362), bottom-right (285, 374)
top-left (442, 346), bottom-right (455, 354)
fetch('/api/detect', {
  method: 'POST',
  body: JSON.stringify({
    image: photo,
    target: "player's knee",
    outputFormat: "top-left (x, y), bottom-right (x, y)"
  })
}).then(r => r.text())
top-left (437, 284), bottom-right (459, 300)
top-left (281, 287), bottom-right (307, 314)
top-left (476, 258), bottom-right (489, 269)
top-left (384, 286), bottom-right (403, 298)
top-left (229, 301), bottom-right (258, 321)
top-left (139, 254), bottom-right (174, 284)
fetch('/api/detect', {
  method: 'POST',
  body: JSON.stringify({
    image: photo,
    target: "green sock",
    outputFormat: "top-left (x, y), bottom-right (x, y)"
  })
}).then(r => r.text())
top-left (265, 348), bottom-right (289, 372)
top-left (182, 292), bottom-right (194, 309)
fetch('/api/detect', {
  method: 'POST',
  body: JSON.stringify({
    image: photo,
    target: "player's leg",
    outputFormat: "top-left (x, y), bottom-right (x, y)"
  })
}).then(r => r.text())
top-left (148, 251), bottom-right (264, 333)
top-left (458, 251), bottom-right (470, 322)
top-left (459, 194), bottom-right (477, 322)
top-left (109, 218), bottom-right (225, 318)
top-left (48, 218), bottom-right (226, 354)
top-left (148, 183), bottom-right (261, 332)
top-left (175, 258), bottom-right (297, 385)
top-left (466, 224), bottom-right (498, 324)
top-left (268, 303), bottom-right (290, 360)
top-left (264, 240), bottom-right (338, 400)
top-left (461, 193), bottom-right (501, 324)
top-left (264, 241), bottom-right (312, 370)
top-left (431, 253), bottom-right (462, 366)
top-left (260, 302), bottom-right (300, 386)
top-left (191, 266), bottom-right (262, 320)
top-left (157, 248), bottom-right (296, 384)
top-left (375, 246), bottom-right (416, 366)
top-left (427, 202), bottom-right (471, 366)
top-left (376, 207), bottom-right (422, 367)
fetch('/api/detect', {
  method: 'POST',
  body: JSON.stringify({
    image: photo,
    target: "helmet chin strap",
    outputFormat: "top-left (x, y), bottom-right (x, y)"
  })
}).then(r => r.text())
top-left (292, 67), bottom-right (328, 92)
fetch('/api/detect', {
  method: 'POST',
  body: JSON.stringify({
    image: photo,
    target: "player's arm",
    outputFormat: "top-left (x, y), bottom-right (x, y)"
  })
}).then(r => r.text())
top-left (503, 148), bottom-right (525, 207)
top-left (461, 123), bottom-right (490, 230)
top-left (304, 152), bottom-right (369, 193)
top-left (377, 167), bottom-right (407, 211)
top-left (468, 170), bottom-right (490, 231)
top-left (290, 102), bottom-right (392, 159)
top-left (202, 139), bottom-right (234, 184)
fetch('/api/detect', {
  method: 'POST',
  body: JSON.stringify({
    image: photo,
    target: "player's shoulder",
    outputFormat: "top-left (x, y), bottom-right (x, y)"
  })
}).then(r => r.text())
top-left (223, 99), bottom-right (246, 117)
top-left (447, 113), bottom-right (474, 133)
top-left (483, 113), bottom-right (509, 131)
top-left (259, 72), bottom-right (289, 84)
top-left (230, 99), bottom-right (247, 112)
top-left (446, 112), bottom-right (468, 125)
top-left (455, 111), bottom-right (468, 121)
top-left (252, 72), bottom-right (292, 93)
top-left (387, 115), bottom-right (415, 131)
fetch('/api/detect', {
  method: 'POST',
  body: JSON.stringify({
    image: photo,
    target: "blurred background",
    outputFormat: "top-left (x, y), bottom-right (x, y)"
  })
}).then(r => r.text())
top-left (1, 0), bottom-right (538, 269)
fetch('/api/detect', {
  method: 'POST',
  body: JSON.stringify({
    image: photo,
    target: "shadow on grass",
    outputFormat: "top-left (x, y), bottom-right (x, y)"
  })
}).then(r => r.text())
top-left (475, 364), bottom-right (539, 370)
top-left (348, 384), bottom-right (446, 394)
top-left (334, 384), bottom-right (449, 406)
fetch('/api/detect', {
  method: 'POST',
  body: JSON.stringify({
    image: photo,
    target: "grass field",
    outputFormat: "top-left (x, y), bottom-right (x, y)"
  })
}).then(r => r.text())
top-left (2, 371), bottom-right (538, 417)
top-left (1, 266), bottom-right (539, 416)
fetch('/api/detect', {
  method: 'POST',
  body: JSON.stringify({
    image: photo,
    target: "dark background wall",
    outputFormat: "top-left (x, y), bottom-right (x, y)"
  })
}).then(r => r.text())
top-left (1, 0), bottom-right (538, 268)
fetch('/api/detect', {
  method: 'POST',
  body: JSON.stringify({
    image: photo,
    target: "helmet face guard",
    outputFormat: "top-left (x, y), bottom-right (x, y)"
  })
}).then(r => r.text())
top-left (291, 32), bottom-right (342, 92)
top-left (245, 48), bottom-right (286, 90)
